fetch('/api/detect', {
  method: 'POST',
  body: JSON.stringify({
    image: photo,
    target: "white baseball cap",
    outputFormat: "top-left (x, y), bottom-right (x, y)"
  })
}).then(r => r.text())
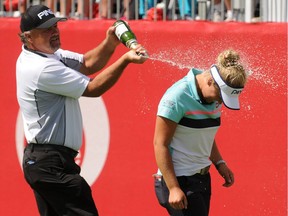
top-left (210, 65), bottom-right (243, 110)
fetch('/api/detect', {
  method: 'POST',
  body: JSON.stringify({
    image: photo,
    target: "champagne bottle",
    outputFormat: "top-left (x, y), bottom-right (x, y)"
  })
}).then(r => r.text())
top-left (113, 20), bottom-right (138, 49)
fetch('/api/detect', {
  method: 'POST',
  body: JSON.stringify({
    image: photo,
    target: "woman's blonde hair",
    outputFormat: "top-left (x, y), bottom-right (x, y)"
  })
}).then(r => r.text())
top-left (216, 49), bottom-right (247, 88)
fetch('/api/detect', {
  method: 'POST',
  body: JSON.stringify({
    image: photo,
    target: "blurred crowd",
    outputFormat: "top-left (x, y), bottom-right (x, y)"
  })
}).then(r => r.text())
top-left (0, 0), bottom-right (265, 22)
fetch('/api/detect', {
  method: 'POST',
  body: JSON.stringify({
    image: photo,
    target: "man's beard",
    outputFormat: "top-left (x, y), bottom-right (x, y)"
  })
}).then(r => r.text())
top-left (50, 36), bottom-right (61, 51)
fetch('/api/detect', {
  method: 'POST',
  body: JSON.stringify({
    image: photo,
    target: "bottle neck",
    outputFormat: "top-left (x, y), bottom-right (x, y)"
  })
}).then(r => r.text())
top-left (127, 40), bottom-right (138, 49)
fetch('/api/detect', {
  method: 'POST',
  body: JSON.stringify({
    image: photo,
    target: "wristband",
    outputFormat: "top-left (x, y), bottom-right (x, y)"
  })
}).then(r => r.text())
top-left (215, 160), bottom-right (226, 169)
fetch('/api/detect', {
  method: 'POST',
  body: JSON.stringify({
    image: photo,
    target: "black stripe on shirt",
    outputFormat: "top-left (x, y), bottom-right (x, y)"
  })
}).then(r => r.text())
top-left (179, 117), bottom-right (221, 128)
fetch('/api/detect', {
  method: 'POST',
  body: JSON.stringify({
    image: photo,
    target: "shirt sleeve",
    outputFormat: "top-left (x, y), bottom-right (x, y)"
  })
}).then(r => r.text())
top-left (55, 49), bottom-right (84, 71)
top-left (157, 88), bottom-right (185, 123)
top-left (37, 59), bottom-right (90, 99)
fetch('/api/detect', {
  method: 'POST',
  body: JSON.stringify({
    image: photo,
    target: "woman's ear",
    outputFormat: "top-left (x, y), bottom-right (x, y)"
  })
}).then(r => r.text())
top-left (207, 77), bottom-right (214, 86)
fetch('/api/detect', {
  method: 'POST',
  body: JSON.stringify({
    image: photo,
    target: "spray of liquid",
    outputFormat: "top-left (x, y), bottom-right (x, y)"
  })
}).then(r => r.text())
top-left (148, 56), bottom-right (191, 70)
top-left (148, 49), bottom-right (285, 91)
top-left (137, 48), bottom-right (286, 118)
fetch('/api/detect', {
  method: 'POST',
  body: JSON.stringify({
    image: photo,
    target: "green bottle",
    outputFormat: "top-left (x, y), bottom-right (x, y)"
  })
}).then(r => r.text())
top-left (113, 20), bottom-right (138, 49)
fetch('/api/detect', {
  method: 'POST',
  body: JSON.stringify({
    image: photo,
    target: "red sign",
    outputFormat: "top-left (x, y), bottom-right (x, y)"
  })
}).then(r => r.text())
top-left (0, 19), bottom-right (286, 216)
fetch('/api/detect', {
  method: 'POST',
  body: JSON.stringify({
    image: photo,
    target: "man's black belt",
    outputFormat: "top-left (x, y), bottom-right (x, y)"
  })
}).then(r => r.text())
top-left (26, 143), bottom-right (79, 158)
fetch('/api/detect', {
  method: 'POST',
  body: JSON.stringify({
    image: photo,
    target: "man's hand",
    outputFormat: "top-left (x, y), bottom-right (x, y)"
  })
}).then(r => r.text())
top-left (124, 44), bottom-right (149, 64)
top-left (106, 26), bottom-right (121, 48)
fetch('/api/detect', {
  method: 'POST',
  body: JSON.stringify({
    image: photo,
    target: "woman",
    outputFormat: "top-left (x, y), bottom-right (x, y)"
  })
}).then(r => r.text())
top-left (153, 49), bottom-right (247, 216)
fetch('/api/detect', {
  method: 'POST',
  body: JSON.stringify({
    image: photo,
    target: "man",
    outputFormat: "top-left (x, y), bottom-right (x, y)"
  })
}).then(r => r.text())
top-left (16, 5), bottom-right (147, 216)
top-left (153, 50), bottom-right (247, 216)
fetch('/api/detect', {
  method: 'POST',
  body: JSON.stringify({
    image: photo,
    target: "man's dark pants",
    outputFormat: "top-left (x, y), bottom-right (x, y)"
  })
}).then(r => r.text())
top-left (23, 144), bottom-right (99, 216)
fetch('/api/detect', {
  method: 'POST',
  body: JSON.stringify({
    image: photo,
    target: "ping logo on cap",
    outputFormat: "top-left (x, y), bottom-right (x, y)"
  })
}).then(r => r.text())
top-left (231, 89), bottom-right (242, 95)
top-left (37, 9), bottom-right (54, 19)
